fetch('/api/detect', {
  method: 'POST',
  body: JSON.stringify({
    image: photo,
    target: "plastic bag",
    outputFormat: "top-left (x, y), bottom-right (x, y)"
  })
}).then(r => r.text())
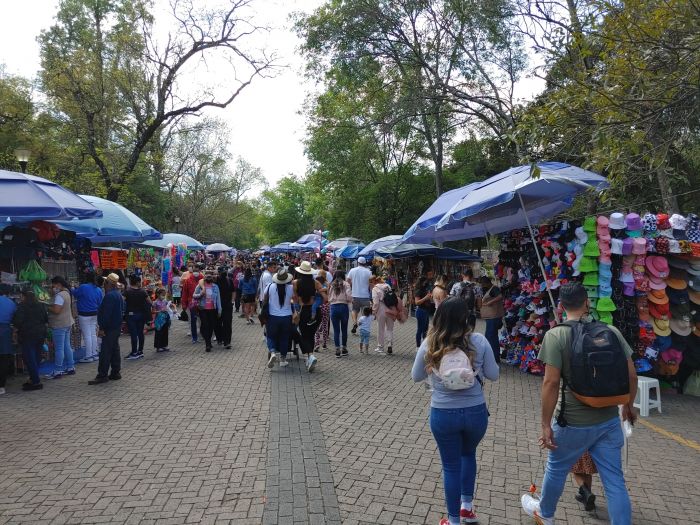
top-left (684, 371), bottom-right (700, 397)
top-left (19, 260), bottom-right (47, 283)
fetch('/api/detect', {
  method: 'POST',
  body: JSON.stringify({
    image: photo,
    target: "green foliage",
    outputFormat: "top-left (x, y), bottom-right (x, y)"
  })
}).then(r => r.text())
top-left (259, 177), bottom-right (313, 245)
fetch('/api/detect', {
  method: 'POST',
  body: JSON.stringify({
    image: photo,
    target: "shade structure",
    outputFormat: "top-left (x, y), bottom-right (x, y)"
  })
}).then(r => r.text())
top-left (142, 233), bottom-right (204, 250)
top-left (296, 233), bottom-right (322, 245)
top-left (375, 242), bottom-right (481, 261)
top-left (401, 183), bottom-right (481, 244)
top-left (435, 162), bottom-right (609, 238)
top-left (52, 195), bottom-right (161, 243)
top-left (259, 245), bottom-right (271, 252)
top-left (327, 237), bottom-right (362, 251)
top-left (334, 244), bottom-right (365, 259)
top-left (289, 242), bottom-right (317, 253)
top-left (0, 170), bottom-right (103, 222)
top-left (270, 242), bottom-right (295, 254)
top-left (205, 242), bottom-right (232, 252)
top-left (357, 235), bottom-right (404, 258)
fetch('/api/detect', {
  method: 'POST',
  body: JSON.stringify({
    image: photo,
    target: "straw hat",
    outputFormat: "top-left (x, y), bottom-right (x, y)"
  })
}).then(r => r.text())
top-left (296, 261), bottom-right (313, 275)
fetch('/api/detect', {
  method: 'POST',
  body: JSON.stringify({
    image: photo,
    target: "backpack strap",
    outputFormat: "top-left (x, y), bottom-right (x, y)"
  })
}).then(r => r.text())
top-left (554, 320), bottom-right (582, 428)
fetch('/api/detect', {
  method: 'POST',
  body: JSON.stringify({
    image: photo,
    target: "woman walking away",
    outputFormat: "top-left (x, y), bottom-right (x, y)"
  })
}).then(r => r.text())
top-left (125, 275), bottom-right (151, 360)
top-left (314, 270), bottom-right (331, 352)
top-left (46, 276), bottom-right (76, 379)
top-left (572, 452), bottom-right (597, 511)
top-left (264, 269), bottom-right (294, 369)
top-left (152, 288), bottom-right (171, 353)
top-left (328, 270), bottom-right (352, 358)
top-left (412, 296), bottom-right (499, 525)
top-left (479, 276), bottom-right (505, 363)
top-left (193, 271), bottom-right (222, 352)
top-left (240, 268), bottom-right (258, 325)
top-left (73, 272), bottom-right (103, 363)
top-left (371, 276), bottom-right (395, 355)
top-left (12, 289), bottom-right (48, 391)
top-left (293, 261), bottom-right (326, 372)
top-left (414, 270), bottom-right (435, 351)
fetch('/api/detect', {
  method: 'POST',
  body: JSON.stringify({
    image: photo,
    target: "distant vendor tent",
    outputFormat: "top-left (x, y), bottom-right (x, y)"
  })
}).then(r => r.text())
top-left (141, 233), bottom-right (205, 250)
top-left (375, 242), bottom-right (482, 261)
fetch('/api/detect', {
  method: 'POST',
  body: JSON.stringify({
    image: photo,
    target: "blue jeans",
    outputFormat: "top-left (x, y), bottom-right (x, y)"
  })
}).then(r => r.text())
top-left (540, 417), bottom-right (631, 524)
top-left (415, 307), bottom-right (430, 347)
top-left (51, 326), bottom-right (75, 371)
top-left (266, 315), bottom-right (293, 358)
top-left (330, 304), bottom-right (349, 348)
top-left (484, 318), bottom-right (502, 363)
top-left (126, 313), bottom-right (145, 354)
top-left (189, 307), bottom-right (199, 342)
top-left (430, 404), bottom-right (489, 521)
top-left (21, 338), bottom-right (42, 384)
top-left (359, 329), bottom-right (370, 346)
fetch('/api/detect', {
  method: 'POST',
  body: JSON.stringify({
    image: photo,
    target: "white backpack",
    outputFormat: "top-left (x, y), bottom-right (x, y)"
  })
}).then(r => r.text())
top-left (436, 345), bottom-right (477, 390)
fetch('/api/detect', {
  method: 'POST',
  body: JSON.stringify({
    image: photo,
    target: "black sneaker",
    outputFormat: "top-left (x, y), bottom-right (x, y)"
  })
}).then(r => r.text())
top-left (387, 346), bottom-right (393, 355)
top-left (88, 376), bottom-right (109, 385)
top-left (108, 373), bottom-right (122, 380)
top-left (335, 348), bottom-right (341, 358)
top-left (22, 382), bottom-right (43, 391)
top-left (575, 486), bottom-right (596, 511)
top-left (351, 324), bottom-right (357, 334)
top-left (205, 346), bottom-right (212, 352)
top-left (341, 347), bottom-right (349, 357)
top-left (64, 368), bottom-right (76, 375)
top-left (224, 345), bottom-right (232, 350)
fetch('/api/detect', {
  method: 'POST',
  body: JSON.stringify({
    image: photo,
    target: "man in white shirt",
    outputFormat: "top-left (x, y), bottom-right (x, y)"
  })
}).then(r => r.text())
top-left (346, 256), bottom-right (372, 334)
top-left (258, 261), bottom-right (277, 307)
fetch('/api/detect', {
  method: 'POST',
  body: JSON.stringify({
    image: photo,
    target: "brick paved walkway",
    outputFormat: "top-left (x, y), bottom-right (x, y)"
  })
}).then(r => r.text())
top-left (1, 314), bottom-right (699, 524)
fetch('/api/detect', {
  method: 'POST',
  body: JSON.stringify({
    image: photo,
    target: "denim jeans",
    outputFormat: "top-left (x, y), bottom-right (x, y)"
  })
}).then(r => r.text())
top-left (330, 304), bottom-right (349, 348)
top-left (21, 338), bottom-right (42, 384)
top-left (51, 326), bottom-right (75, 371)
top-left (430, 404), bottom-right (489, 521)
top-left (539, 417), bottom-right (631, 524)
top-left (415, 307), bottom-right (430, 347)
top-left (266, 315), bottom-right (293, 358)
top-left (484, 318), bottom-right (502, 363)
top-left (126, 313), bottom-right (145, 354)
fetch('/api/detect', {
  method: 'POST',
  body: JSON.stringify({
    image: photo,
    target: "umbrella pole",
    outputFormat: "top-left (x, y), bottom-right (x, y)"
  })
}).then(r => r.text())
top-left (517, 191), bottom-right (561, 323)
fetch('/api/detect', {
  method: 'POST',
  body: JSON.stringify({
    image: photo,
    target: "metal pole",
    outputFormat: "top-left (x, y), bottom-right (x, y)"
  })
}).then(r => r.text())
top-left (517, 191), bottom-right (561, 323)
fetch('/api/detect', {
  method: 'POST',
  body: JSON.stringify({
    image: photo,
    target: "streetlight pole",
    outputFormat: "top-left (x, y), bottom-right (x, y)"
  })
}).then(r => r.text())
top-left (174, 216), bottom-right (180, 233)
top-left (14, 148), bottom-right (31, 174)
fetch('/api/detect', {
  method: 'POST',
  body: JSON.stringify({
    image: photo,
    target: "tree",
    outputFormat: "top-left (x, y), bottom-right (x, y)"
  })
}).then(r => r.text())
top-left (39, 0), bottom-right (276, 201)
top-left (259, 176), bottom-right (313, 245)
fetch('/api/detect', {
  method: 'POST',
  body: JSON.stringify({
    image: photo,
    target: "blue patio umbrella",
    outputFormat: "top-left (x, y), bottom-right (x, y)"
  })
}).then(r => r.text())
top-left (357, 235), bottom-right (404, 258)
top-left (270, 242), bottom-right (294, 254)
top-left (375, 242), bottom-right (481, 261)
top-left (401, 183), bottom-right (481, 243)
top-left (327, 237), bottom-right (362, 251)
top-left (435, 162), bottom-right (609, 238)
top-left (0, 170), bottom-right (102, 222)
top-left (296, 233), bottom-right (322, 245)
top-left (205, 243), bottom-right (232, 252)
top-left (289, 242), bottom-right (317, 253)
top-left (52, 195), bottom-right (161, 243)
top-left (334, 244), bottom-right (365, 259)
top-left (142, 233), bottom-right (204, 250)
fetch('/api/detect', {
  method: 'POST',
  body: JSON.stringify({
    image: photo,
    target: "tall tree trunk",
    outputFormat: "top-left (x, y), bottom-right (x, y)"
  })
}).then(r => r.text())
top-left (656, 166), bottom-right (679, 213)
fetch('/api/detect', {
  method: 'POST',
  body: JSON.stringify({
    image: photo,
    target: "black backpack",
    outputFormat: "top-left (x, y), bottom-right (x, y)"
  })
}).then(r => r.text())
top-left (382, 286), bottom-right (398, 308)
top-left (457, 282), bottom-right (476, 312)
top-left (558, 320), bottom-right (630, 426)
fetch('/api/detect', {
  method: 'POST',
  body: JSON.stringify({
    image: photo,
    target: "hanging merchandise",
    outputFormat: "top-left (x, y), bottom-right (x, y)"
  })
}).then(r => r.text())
top-left (19, 260), bottom-right (47, 282)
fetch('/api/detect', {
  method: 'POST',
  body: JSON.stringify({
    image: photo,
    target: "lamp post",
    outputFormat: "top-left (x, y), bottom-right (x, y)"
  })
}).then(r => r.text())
top-left (174, 216), bottom-right (180, 233)
top-left (14, 148), bottom-right (31, 174)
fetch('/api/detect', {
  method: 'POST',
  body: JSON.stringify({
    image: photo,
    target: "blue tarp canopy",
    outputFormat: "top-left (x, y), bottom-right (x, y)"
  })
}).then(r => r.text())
top-left (375, 242), bottom-right (481, 261)
top-left (270, 242), bottom-right (294, 253)
top-left (357, 235), bottom-right (404, 258)
top-left (289, 242), bottom-right (317, 253)
top-left (141, 233), bottom-right (204, 250)
top-left (435, 162), bottom-right (609, 239)
top-left (334, 244), bottom-right (365, 259)
top-left (327, 237), bottom-right (362, 251)
top-left (296, 233), bottom-right (322, 245)
top-left (52, 195), bottom-right (161, 243)
top-left (0, 170), bottom-right (103, 222)
top-left (401, 183), bottom-right (481, 244)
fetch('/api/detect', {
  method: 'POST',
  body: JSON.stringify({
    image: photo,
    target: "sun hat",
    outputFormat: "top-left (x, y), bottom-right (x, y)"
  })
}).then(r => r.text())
top-left (654, 335), bottom-right (673, 352)
top-left (599, 283), bottom-right (613, 297)
top-left (583, 241), bottom-right (600, 257)
top-left (647, 289), bottom-right (669, 304)
top-left (357, 256), bottom-right (367, 265)
top-left (599, 240), bottom-right (611, 254)
top-left (599, 253), bottom-right (612, 264)
top-left (296, 261), bottom-right (314, 274)
top-left (106, 273), bottom-right (120, 284)
top-left (622, 282), bottom-right (635, 296)
top-left (636, 294), bottom-right (649, 307)
top-left (583, 216), bottom-right (597, 232)
top-left (670, 317), bottom-right (692, 337)
top-left (642, 213), bottom-right (658, 233)
top-left (588, 297), bottom-right (598, 309)
top-left (637, 301), bottom-right (650, 321)
top-left (689, 276), bottom-right (700, 292)
top-left (596, 215), bottom-right (609, 229)
top-left (579, 257), bottom-right (598, 273)
top-left (670, 213), bottom-right (688, 230)
top-left (598, 311), bottom-right (613, 325)
top-left (619, 271), bottom-right (635, 283)
top-left (667, 288), bottom-right (689, 305)
top-left (666, 268), bottom-right (688, 290)
top-left (645, 256), bottom-right (670, 278)
top-left (599, 264), bottom-right (613, 281)
top-left (596, 296), bottom-right (616, 312)
top-left (597, 229), bottom-right (611, 242)
top-left (655, 237), bottom-right (670, 254)
top-left (657, 213), bottom-right (671, 230)
top-left (622, 238), bottom-right (634, 255)
top-left (653, 317), bottom-right (672, 336)
top-left (626, 212), bottom-right (642, 231)
top-left (687, 213), bottom-right (700, 243)
top-left (574, 227), bottom-right (588, 244)
top-left (646, 238), bottom-right (656, 252)
top-left (273, 269), bottom-right (293, 284)
top-left (648, 275), bottom-right (667, 290)
top-left (649, 301), bottom-right (670, 319)
top-left (632, 238), bottom-right (647, 255)
top-left (583, 272), bottom-right (599, 286)
top-left (669, 239), bottom-right (681, 253)
top-left (689, 288), bottom-right (700, 305)
top-left (635, 276), bottom-right (650, 292)
top-left (670, 302), bottom-right (691, 319)
top-left (611, 238), bottom-right (623, 255)
top-left (688, 259), bottom-right (700, 275)
top-left (584, 285), bottom-right (599, 298)
top-left (609, 212), bottom-right (626, 230)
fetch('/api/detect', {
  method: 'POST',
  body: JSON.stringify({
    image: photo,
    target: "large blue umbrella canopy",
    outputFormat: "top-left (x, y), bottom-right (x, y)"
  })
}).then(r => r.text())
top-left (327, 237), bottom-right (362, 251)
top-left (375, 242), bottom-right (481, 261)
top-left (205, 242), bottom-right (232, 252)
top-left (357, 235), bottom-right (404, 258)
top-left (142, 233), bottom-right (204, 250)
top-left (334, 244), bottom-right (365, 259)
top-left (270, 242), bottom-right (294, 254)
top-left (289, 241), bottom-right (317, 253)
top-left (52, 195), bottom-right (161, 243)
top-left (296, 233), bottom-right (322, 245)
top-left (0, 170), bottom-right (103, 222)
top-left (401, 183), bottom-right (481, 244)
top-left (435, 162), bottom-right (609, 239)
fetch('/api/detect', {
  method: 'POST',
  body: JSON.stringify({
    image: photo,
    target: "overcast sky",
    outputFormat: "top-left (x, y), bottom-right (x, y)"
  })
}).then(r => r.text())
top-left (0, 0), bottom-right (543, 189)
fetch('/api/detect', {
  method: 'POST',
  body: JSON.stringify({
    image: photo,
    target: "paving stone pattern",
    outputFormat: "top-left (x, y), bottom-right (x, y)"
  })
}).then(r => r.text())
top-left (1, 314), bottom-right (699, 524)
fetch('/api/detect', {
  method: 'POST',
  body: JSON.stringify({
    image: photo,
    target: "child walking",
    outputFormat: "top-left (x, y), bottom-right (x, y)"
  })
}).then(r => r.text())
top-left (152, 288), bottom-right (171, 353)
top-left (358, 306), bottom-right (374, 354)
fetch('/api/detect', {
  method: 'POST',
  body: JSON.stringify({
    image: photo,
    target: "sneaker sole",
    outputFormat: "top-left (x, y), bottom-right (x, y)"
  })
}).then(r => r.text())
top-left (308, 360), bottom-right (317, 372)
top-left (267, 356), bottom-right (278, 369)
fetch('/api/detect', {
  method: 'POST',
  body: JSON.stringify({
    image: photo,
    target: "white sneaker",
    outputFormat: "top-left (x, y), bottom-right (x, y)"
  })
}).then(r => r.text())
top-left (78, 357), bottom-right (93, 363)
top-left (521, 494), bottom-right (554, 525)
top-left (0, 387), bottom-right (5, 395)
top-left (373, 347), bottom-right (385, 354)
top-left (267, 352), bottom-right (279, 369)
top-left (280, 358), bottom-right (289, 368)
top-left (307, 355), bottom-right (318, 372)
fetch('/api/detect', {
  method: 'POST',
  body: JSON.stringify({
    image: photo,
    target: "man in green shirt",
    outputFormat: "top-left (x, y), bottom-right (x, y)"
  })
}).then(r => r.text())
top-left (522, 283), bottom-right (637, 525)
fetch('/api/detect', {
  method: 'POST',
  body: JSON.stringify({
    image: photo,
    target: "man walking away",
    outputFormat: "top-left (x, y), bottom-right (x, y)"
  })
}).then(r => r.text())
top-left (89, 274), bottom-right (125, 385)
top-left (346, 256), bottom-right (372, 334)
top-left (450, 268), bottom-right (481, 328)
top-left (216, 269), bottom-right (234, 349)
top-left (521, 282), bottom-right (637, 525)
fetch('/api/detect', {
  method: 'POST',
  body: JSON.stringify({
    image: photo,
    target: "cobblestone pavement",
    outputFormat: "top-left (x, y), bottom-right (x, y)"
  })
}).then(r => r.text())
top-left (1, 313), bottom-right (699, 524)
